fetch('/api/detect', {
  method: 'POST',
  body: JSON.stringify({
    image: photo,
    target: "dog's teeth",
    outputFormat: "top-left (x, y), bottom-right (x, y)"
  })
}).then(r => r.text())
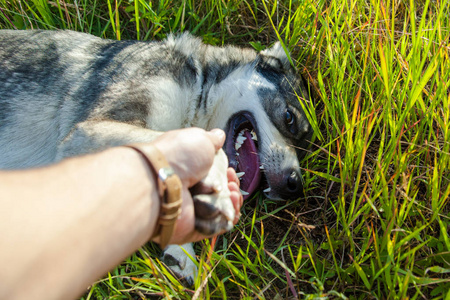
top-left (263, 187), bottom-right (271, 193)
top-left (235, 133), bottom-right (247, 151)
top-left (259, 165), bottom-right (265, 170)
top-left (240, 189), bottom-right (249, 196)
top-left (236, 135), bottom-right (247, 145)
top-left (251, 130), bottom-right (258, 141)
top-left (236, 172), bottom-right (245, 178)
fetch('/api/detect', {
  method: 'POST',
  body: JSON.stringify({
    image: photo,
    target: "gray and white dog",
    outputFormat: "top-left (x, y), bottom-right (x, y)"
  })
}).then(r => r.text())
top-left (0, 30), bottom-right (312, 284)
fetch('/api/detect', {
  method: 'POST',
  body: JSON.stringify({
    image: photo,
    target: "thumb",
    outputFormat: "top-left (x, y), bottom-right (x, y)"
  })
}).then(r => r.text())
top-left (207, 129), bottom-right (226, 152)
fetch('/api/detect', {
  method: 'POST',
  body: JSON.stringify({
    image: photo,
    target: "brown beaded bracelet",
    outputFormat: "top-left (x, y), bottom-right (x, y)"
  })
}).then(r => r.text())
top-left (124, 144), bottom-right (182, 249)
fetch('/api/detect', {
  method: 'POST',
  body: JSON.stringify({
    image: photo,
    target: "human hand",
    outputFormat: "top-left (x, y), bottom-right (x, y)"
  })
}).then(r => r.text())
top-left (150, 128), bottom-right (243, 245)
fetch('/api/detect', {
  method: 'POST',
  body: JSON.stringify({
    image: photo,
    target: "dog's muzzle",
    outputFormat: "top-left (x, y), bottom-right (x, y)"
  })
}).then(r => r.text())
top-left (224, 112), bottom-right (305, 200)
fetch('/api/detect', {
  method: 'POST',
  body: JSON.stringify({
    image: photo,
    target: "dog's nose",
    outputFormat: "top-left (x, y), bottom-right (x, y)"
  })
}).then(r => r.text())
top-left (287, 171), bottom-right (300, 192)
top-left (279, 169), bottom-right (303, 199)
top-left (265, 168), bottom-right (305, 200)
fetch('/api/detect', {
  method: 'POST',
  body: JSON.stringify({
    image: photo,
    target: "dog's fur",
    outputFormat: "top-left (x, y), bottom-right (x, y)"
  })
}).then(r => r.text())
top-left (0, 30), bottom-right (312, 283)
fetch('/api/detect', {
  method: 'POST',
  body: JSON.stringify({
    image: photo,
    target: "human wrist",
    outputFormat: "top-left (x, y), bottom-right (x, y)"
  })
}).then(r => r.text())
top-left (115, 147), bottom-right (161, 243)
top-left (123, 144), bottom-right (182, 249)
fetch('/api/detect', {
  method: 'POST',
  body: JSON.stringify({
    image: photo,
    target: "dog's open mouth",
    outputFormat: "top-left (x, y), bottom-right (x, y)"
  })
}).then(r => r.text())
top-left (224, 112), bottom-right (262, 200)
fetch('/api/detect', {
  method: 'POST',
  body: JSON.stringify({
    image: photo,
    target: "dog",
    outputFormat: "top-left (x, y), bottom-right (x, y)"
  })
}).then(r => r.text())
top-left (0, 30), bottom-right (312, 284)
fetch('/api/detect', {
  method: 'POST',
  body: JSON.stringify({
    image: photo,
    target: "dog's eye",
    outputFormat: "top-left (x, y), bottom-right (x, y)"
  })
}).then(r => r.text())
top-left (285, 109), bottom-right (297, 134)
top-left (285, 110), bottom-right (294, 125)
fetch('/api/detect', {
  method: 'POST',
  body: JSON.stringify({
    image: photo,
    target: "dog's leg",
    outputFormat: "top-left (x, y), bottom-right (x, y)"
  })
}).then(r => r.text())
top-left (189, 149), bottom-right (234, 235)
top-left (162, 243), bottom-right (197, 285)
top-left (57, 121), bottom-right (235, 284)
top-left (163, 151), bottom-right (233, 286)
top-left (56, 121), bottom-right (164, 159)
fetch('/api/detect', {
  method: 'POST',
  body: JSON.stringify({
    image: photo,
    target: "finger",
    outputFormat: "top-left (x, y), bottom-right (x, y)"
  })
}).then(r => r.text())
top-left (228, 181), bottom-right (243, 225)
top-left (207, 129), bottom-right (226, 152)
top-left (227, 167), bottom-right (240, 187)
top-left (227, 168), bottom-right (243, 213)
top-left (230, 193), bottom-right (242, 225)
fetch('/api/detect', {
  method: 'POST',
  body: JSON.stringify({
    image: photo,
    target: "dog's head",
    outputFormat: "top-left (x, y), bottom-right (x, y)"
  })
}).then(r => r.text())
top-left (207, 42), bottom-right (313, 200)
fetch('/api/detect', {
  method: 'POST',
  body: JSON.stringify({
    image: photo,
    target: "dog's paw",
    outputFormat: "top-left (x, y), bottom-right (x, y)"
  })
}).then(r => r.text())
top-left (190, 149), bottom-right (235, 236)
top-left (162, 244), bottom-right (198, 286)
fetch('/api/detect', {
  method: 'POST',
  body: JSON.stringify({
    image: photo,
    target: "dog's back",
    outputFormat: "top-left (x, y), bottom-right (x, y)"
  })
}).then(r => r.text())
top-left (0, 31), bottom-right (107, 168)
top-left (0, 30), bottom-right (217, 169)
top-left (0, 30), bottom-right (173, 168)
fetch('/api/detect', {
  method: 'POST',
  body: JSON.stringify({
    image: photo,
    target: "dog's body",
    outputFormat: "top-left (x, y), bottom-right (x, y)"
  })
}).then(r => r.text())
top-left (0, 30), bottom-right (312, 283)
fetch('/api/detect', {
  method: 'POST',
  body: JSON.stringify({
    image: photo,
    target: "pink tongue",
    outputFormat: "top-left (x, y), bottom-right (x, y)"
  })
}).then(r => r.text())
top-left (237, 130), bottom-right (261, 199)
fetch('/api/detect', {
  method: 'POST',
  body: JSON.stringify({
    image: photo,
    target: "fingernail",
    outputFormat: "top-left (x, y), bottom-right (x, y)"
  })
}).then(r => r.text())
top-left (210, 129), bottom-right (225, 138)
top-left (213, 180), bottom-right (223, 192)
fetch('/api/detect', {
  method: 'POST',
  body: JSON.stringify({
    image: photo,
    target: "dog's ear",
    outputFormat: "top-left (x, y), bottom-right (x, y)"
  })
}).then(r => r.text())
top-left (260, 42), bottom-right (293, 71)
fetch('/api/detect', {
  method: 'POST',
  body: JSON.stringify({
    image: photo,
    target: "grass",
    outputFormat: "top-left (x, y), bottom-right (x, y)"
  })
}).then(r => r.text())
top-left (1, 0), bottom-right (449, 298)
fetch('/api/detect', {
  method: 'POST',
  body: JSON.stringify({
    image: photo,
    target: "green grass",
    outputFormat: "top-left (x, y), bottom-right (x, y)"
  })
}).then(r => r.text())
top-left (1, 0), bottom-right (449, 298)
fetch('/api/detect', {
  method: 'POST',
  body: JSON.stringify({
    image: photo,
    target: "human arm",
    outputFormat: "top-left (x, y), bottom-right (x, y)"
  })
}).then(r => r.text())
top-left (0, 128), bottom-right (242, 300)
